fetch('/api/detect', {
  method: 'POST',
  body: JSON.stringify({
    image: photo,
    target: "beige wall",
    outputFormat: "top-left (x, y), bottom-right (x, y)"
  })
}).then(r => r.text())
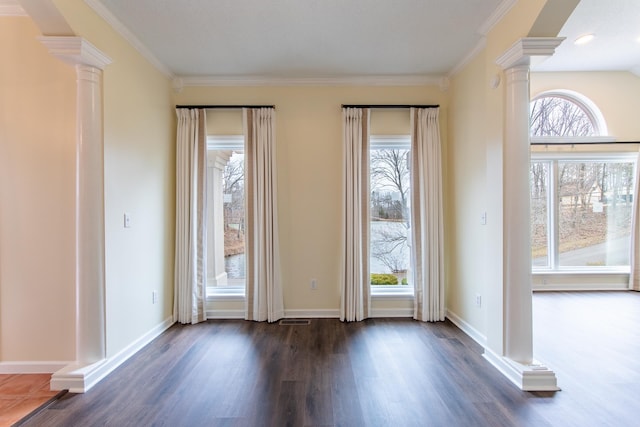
top-left (2, 0), bottom-right (175, 364)
top-left (52, 0), bottom-right (176, 358)
top-left (0, 16), bottom-right (77, 361)
top-left (447, 50), bottom-right (488, 333)
top-left (531, 71), bottom-right (640, 140)
top-left (446, 0), bottom-right (548, 344)
top-left (178, 86), bottom-right (448, 313)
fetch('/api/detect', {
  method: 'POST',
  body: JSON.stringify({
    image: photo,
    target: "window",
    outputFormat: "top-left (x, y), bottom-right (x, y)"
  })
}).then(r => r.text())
top-left (531, 156), bottom-right (636, 271)
top-left (529, 91), bottom-right (637, 273)
top-left (206, 136), bottom-right (245, 295)
top-left (530, 90), bottom-right (607, 138)
top-left (369, 136), bottom-right (412, 291)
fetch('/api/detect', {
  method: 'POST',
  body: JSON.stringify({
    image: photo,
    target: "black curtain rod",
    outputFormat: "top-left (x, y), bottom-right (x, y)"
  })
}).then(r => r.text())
top-left (341, 104), bottom-right (439, 109)
top-left (531, 141), bottom-right (640, 146)
top-left (176, 105), bottom-right (275, 109)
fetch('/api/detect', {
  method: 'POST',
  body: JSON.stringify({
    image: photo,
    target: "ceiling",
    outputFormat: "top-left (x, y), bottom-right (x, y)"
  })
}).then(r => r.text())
top-left (532, 0), bottom-right (640, 75)
top-left (90, 0), bottom-right (506, 80)
top-left (5, 0), bottom-right (640, 80)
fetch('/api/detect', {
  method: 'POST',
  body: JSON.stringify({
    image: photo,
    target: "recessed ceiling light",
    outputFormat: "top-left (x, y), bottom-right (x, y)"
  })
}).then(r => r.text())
top-left (574, 34), bottom-right (595, 45)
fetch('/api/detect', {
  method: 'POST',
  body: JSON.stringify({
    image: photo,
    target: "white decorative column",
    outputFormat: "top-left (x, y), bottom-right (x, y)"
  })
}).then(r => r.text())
top-left (39, 37), bottom-right (112, 392)
top-left (484, 38), bottom-right (563, 391)
top-left (207, 151), bottom-right (232, 287)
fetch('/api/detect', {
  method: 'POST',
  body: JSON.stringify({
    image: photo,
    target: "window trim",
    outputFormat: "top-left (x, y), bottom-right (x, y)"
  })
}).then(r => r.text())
top-left (206, 135), bottom-right (246, 297)
top-left (530, 89), bottom-right (609, 137)
top-left (369, 135), bottom-right (414, 298)
top-left (207, 135), bottom-right (244, 150)
top-left (531, 151), bottom-right (637, 275)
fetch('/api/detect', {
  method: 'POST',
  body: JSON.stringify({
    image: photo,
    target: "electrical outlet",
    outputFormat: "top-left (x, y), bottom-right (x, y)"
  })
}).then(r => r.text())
top-left (475, 294), bottom-right (482, 308)
top-left (311, 279), bottom-right (318, 290)
top-left (152, 290), bottom-right (158, 304)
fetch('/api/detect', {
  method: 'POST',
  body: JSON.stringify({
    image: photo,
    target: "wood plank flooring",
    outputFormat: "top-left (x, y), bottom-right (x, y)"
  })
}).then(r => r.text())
top-left (16, 291), bottom-right (640, 426)
top-left (0, 374), bottom-right (58, 427)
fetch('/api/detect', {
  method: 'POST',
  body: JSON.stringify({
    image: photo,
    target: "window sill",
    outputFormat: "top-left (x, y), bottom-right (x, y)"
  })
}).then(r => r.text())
top-left (532, 268), bottom-right (629, 275)
top-left (371, 286), bottom-right (414, 299)
top-left (207, 287), bottom-right (245, 301)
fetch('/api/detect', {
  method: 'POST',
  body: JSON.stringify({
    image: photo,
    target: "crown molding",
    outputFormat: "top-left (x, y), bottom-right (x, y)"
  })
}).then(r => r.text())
top-left (448, 0), bottom-right (517, 78)
top-left (39, 36), bottom-right (112, 69)
top-left (478, 0), bottom-right (518, 36)
top-left (178, 74), bottom-right (444, 87)
top-left (84, 0), bottom-right (173, 78)
top-left (449, 37), bottom-right (487, 78)
top-left (0, 0), bottom-right (26, 16)
top-left (496, 37), bottom-right (565, 69)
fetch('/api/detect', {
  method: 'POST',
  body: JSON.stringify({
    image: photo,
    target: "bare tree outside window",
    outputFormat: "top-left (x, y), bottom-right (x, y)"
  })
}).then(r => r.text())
top-left (370, 148), bottom-right (411, 284)
top-left (530, 96), bottom-right (596, 137)
top-left (222, 152), bottom-right (245, 277)
top-left (529, 95), bottom-right (634, 268)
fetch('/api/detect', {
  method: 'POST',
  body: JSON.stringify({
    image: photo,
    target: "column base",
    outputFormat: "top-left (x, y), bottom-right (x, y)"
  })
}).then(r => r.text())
top-left (50, 360), bottom-right (109, 393)
top-left (483, 347), bottom-right (560, 391)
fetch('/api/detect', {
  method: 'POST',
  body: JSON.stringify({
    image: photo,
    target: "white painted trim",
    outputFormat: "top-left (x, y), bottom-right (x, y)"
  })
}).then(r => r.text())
top-left (533, 283), bottom-right (628, 291)
top-left (206, 135), bottom-right (245, 150)
top-left (445, 309), bottom-right (487, 347)
top-left (0, 0), bottom-right (25, 16)
top-left (477, 0), bottom-right (518, 36)
top-left (284, 309), bottom-right (340, 318)
top-left (530, 89), bottom-right (610, 136)
top-left (84, 0), bottom-right (173, 78)
top-left (483, 347), bottom-right (560, 391)
top-left (370, 308), bottom-right (413, 318)
top-left (179, 74), bottom-right (443, 87)
top-left (531, 136), bottom-right (618, 145)
top-left (371, 292), bottom-right (415, 300)
top-left (496, 37), bottom-right (565, 69)
top-left (39, 36), bottom-right (112, 69)
top-left (50, 316), bottom-right (174, 393)
top-left (0, 361), bottom-right (70, 374)
top-left (207, 309), bottom-right (245, 319)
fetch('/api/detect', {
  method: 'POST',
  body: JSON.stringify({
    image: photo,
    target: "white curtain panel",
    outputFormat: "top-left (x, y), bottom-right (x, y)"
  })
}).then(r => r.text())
top-left (411, 107), bottom-right (445, 321)
top-left (174, 108), bottom-right (208, 324)
top-left (244, 108), bottom-right (285, 322)
top-left (340, 107), bottom-right (371, 322)
top-left (629, 150), bottom-right (640, 291)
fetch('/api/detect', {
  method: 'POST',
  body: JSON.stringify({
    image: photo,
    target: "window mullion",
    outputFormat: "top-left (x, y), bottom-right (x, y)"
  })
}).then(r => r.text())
top-left (549, 160), bottom-right (559, 270)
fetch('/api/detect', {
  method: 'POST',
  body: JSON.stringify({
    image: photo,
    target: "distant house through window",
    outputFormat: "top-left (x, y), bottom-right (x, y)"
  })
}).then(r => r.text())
top-left (529, 92), bottom-right (636, 273)
top-left (207, 136), bottom-right (246, 294)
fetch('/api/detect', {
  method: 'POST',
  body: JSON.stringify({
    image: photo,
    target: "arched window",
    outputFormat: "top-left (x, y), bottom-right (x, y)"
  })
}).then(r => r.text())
top-left (528, 90), bottom-right (636, 283)
top-left (530, 90), bottom-right (607, 137)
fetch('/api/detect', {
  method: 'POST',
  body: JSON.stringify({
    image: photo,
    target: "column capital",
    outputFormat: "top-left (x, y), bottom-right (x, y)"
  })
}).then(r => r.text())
top-left (39, 36), bottom-right (112, 69)
top-left (496, 37), bottom-right (564, 70)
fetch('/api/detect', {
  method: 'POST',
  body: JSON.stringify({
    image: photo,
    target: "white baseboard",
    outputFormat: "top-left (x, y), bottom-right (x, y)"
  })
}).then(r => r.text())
top-left (0, 361), bottom-right (70, 374)
top-left (370, 308), bottom-right (413, 317)
top-left (51, 316), bottom-right (175, 393)
top-left (284, 309), bottom-right (340, 318)
top-left (445, 308), bottom-right (487, 347)
top-left (483, 347), bottom-right (560, 391)
top-left (206, 309), bottom-right (245, 319)
top-left (207, 308), bottom-right (414, 319)
top-left (533, 284), bottom-right (628, 291)
top-left (445, 309), bottom-right (558, 391)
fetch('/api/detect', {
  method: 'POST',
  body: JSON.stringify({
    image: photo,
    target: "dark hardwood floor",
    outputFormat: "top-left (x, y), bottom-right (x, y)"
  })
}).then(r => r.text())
top-left (19, 291), bottom-right (640, 427)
